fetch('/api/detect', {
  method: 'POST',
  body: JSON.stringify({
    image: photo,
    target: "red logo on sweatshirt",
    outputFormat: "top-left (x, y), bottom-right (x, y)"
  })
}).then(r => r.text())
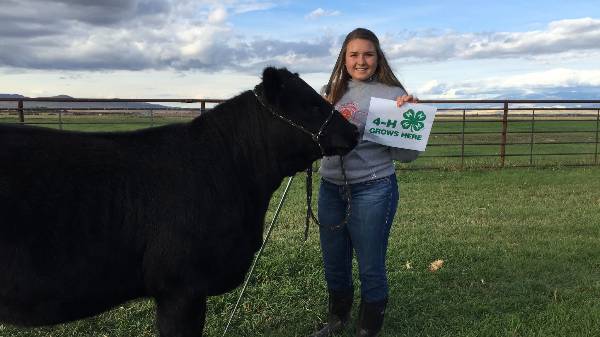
top-left (336, 102), bottom-right (359, 122)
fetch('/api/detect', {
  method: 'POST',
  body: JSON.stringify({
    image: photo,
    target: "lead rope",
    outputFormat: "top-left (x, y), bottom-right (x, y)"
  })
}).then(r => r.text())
top-left (304, 156), bottom-right (351, 241)
top-left (224, 158), bottom-right (350, 335)
top-left (223, 175), bottom-right (295, 337)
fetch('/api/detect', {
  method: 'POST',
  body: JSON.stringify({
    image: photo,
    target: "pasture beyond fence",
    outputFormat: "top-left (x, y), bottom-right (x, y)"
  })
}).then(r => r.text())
top-left (1, 97), bottom-right (600, 169)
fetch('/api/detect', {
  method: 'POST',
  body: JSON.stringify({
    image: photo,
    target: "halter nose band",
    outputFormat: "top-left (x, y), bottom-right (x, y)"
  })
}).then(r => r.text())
top-left (253, 86), bottom-right (335, 157)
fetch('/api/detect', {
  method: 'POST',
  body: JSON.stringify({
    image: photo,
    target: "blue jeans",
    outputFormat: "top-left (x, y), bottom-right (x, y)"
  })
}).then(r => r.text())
top-left (318, 174), bottom-right (399, 303)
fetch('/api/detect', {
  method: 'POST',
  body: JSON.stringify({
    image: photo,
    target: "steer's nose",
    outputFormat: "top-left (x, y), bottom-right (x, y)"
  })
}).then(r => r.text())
top-left (329, 124), bottom-right (358, 155)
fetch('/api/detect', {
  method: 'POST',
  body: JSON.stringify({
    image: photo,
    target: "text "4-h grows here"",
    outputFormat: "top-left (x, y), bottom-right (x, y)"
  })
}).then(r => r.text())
top-left (368, 109), bottom-right (426, 140)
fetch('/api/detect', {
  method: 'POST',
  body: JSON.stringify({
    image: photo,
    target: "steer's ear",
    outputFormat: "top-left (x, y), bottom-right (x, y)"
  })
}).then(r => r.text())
top-left (262, 67), bottom-right (282, 103)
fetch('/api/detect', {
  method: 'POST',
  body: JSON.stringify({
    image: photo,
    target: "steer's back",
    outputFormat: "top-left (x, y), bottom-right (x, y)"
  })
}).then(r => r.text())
top-left (0, 123), bottom-right (187, 325)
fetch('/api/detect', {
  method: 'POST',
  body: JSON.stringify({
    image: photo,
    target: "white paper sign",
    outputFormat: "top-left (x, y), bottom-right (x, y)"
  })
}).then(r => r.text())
top-left (363, 98), bottom-right (437, 151)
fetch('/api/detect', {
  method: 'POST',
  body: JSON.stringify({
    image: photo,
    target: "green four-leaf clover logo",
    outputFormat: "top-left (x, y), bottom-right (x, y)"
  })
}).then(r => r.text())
top-left (401, 109), bottom-right (426, 132)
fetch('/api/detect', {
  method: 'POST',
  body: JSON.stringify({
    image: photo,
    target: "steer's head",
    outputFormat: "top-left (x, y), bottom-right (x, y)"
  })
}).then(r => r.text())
top-left (256, 67), bottom-right (358, 175)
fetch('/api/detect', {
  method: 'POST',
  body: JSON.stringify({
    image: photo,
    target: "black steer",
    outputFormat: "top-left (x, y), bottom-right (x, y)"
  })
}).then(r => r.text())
top-left (0, 67), bottom-right (358, 336)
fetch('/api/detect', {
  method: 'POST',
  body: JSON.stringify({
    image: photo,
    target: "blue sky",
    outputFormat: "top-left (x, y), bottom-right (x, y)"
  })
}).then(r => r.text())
top-left (1, 0), bottom-right (599, 100)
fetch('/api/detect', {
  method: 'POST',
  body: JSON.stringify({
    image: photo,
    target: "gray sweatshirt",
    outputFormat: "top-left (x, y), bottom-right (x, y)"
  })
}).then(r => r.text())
top-left (320, 80), bottom-right (420, 185)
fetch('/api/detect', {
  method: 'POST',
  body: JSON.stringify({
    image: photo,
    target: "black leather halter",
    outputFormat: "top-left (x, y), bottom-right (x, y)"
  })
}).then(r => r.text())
top-left (253, 85), bottom-right (334, 157)
top-left (252, 85), bottom-right (351, 238)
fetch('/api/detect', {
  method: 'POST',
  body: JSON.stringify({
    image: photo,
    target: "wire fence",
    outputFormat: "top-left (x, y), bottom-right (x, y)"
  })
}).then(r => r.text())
top-left (1, 97), bottom-right (599, 169)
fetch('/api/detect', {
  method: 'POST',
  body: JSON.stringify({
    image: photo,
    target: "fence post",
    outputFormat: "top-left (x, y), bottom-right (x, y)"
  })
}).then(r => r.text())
top-left (18, 100), bottom-right (24, 123)
top-left (461, 108), bottom-right (466, 168)
top-left (595, 109), bottom-right (599, 165)
top-left (500, 101), bottom-right (509, 167)
top-left (58, 109), bottom-right (63, 130)
top-left (529, 109), bottom-right (535, 166)
top-left (201, 101), bottom-right (206, 115)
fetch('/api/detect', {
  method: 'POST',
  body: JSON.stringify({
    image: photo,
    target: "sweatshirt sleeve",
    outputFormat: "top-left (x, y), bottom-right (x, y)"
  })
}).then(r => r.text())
top-left (390, 147), bottom-right (421, 162)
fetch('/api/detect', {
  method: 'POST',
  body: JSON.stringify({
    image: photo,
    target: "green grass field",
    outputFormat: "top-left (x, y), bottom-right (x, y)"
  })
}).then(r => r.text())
top-left (1, 114), bottom-right (599, 336)
top-left (1, 167), bottom-right (599, 337)
top-left (412, 116), bottom-right (600, 168)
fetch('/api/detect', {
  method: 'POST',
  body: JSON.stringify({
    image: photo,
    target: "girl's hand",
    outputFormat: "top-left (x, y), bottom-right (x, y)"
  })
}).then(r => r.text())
top-left (396, 95), bottom-right (418, 107)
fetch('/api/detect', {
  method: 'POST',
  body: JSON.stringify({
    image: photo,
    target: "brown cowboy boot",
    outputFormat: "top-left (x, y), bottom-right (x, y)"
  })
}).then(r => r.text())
top-left (309, 289), bottom-right (353, 337)
top-left (355, 298), bottom-right (387, 337)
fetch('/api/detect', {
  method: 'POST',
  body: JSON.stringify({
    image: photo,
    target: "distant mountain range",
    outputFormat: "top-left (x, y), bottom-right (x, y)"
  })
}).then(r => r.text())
top-left (0, 94), bottom-right (171, 109)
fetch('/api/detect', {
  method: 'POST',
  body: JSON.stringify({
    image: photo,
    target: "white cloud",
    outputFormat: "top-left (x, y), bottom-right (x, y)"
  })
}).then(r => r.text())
top-left (418, 80), bottom-right (448, 95)
top-left (207, 6), bottom-right (228, 24)
top-left (0, 0), bottom-right (336, 73)
top-left (386, 17), bottom-right (600, 62)
top-left (305, 8), bottom-right (341, 20)
top-left (231, 1), bottom-right (276, 14)
top-left (3, 0), bottom-right (598, 75)
top-left (479, 68), bottom-right (600, 89)
top-left (415, 68), bottom-right (600, 99)
top-left (177, 24), bottom-right (232, 63)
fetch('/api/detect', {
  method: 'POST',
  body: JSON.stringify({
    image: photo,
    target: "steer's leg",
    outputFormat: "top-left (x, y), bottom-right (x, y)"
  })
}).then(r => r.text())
top-left (156, 292), bottom-right (207, 337)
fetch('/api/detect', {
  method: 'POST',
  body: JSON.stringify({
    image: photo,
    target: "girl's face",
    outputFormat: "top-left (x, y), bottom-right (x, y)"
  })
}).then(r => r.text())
top-left (344, 38), bottom-right (378, 81)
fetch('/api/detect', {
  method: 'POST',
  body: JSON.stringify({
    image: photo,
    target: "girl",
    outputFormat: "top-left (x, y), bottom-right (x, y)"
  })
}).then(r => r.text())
top-left (312, 28), bottom-right (419, 337)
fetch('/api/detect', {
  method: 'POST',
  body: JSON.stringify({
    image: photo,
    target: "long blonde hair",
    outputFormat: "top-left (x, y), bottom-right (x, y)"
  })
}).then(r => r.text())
top-left (324, 28), bottom-right (406, 105)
